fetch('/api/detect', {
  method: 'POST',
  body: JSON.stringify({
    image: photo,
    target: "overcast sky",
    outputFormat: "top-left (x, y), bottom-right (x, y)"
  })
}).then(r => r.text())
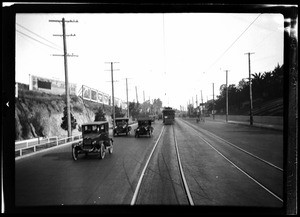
top-left (15, 12), bottom-right (284, 109)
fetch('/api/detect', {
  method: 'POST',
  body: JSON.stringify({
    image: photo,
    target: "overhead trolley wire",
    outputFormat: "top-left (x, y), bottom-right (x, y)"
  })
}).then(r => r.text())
top-left (206, 14), bottom-right (262, 73)
top-left (16, 23), bottom-right (63, 52)
top-left (16, 23), bottom-right (63, 50)
top-left (16, 29), bottom-right (62, 52)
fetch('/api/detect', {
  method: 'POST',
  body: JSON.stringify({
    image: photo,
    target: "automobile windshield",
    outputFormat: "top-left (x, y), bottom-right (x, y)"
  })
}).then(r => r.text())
top-left (83, 125), bottom-right (105, 134)
top-left (116, 120), bottom-right (127, 126)
top-left (139, 120), bottom-right (150, 126)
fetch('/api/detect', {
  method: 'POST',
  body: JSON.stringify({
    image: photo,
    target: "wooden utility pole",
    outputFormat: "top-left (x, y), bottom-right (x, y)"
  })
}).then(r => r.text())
top-left (245, 52), bottom-right (255, 125)
top-left (50, 18), bottom-right (78, 137)
top-left (105, 62), bottom-right (119, 130)
top-left (201, 90), bottom-right (203, 115)
top-left (126, 78), bottom-right (129, 118)
top-left (225, 70), bottom-right (229, 122)
top-left (135, 86), bottom-right (138, 103)
top-left (212, 83), bottom-right (215, 120)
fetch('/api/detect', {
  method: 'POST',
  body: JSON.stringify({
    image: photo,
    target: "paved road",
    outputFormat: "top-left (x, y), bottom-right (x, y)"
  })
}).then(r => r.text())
top-left (15, 118), bottom-right (283, 208)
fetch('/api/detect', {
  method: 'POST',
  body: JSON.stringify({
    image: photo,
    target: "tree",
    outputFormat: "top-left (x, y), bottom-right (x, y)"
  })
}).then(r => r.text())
top-left (111, 105), bottom-right (125, 120)
top-left (152, 98), bottom-right (163, 114)
top-left (95, 107), bottom-right (106, 121)
top-left (129, 102), bottom-right (141, 119)
top-left (61, 106), bottom-right (77, 131)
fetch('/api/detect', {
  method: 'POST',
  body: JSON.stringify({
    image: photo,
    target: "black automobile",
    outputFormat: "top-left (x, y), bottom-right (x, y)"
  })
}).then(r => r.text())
top-left (72, 121), bottom-right (113, 160)
top-left (134, 117), bottom-right (154, 138)
top-left (113, 118), bottom-right (132, 137)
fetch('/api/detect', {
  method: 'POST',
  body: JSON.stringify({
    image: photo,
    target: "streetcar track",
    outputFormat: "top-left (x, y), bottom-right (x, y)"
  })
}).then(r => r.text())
top-left (179, 119), bottom-right (283, 203)
top-left (172, 125), bottom-right (194, 205)
top-left (130, 125), bottom-right (165, 205)
top-left (160, 152), bottom-right (180, 204)
top-left (130, 124), bottom-right (195, 205)
top-left (181, 119), bottom-right (283, 172)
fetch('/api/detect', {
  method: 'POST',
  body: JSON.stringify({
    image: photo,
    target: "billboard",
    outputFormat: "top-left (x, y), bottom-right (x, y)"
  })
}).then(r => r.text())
top-left (81, 85), bottom-right (111, 106)
top-left (30, 75), bottom-right (77, 95)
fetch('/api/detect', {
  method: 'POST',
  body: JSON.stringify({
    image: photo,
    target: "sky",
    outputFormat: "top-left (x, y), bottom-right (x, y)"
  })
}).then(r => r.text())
top-left (15, 12), bottom-right (284, 110)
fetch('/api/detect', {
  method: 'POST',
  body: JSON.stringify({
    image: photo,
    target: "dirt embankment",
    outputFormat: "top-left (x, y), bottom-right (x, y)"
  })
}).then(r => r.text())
top-left (15, 90), bottom-right (112, 141)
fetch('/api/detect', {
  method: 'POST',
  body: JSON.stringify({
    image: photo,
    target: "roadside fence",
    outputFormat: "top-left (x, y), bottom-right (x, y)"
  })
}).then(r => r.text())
top-left (15, 134), bottom-right (82, 158)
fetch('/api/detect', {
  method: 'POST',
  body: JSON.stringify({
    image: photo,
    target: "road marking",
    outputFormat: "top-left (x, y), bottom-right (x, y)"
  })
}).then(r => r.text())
top-left (181, 119), bottom-right (283, 171)
top-left (130, 125), bottom-right (165, 205)
top-left (172, 125), bottom-right (194, 206)
top-left (181, 120), bottom-right (283, 203)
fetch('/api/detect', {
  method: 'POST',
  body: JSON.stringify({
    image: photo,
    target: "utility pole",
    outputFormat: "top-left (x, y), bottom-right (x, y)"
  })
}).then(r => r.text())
top-left (196, 94), bottom-right (198, 114)
top-left (143, 91), bottom-right (145, 103)
top-left (105, 62), bottom-right (119, 130)
top-left (135, 86), bottom-right (138, 104)
top-left (245, 52), bottom-right (255, 125)
top-left (225, 70), bottom-right (229, 122)
top-left (212, 83), bottom-right (215, 120)
top-left (126, 78), bottom-right (129, 118)
top-left (201, 90), bottom-right (203, 115)
top-left (49, 18), bottom-right (78, 137)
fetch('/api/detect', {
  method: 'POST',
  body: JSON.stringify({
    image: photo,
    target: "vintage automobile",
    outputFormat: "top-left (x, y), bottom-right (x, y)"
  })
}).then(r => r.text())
top-left (113, 118), bottom-right (132, 137)
top-left (72, 121), bottom-right (113, 160)
top-left (134, 117), bottom-right (154, 138)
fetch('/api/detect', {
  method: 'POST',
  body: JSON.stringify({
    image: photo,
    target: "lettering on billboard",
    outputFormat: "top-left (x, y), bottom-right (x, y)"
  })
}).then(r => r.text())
top-left (98, 92), bottom-right (103, 103)
top-left (103, 95), bottom-right (109, 105)
top-left (91, 89), bottom-right (97, 101)
top-left (83, 86), bottom-right (91, 99)
top-left (37, 80), bottom-right (51, 89)
top-left (30, 75), bottom-right (76, 95)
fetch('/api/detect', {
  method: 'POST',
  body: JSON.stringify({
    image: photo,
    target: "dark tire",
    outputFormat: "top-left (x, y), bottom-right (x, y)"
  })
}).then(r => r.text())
top-left (72, 146), bottom-right (78, 161)
top-left (99, 143), bottom-right (106, 159)
top-left (108, 140), bottom-right (113, 154)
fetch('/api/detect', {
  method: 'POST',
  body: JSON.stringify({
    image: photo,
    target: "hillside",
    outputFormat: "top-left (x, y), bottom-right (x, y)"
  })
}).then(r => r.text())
top-left (15, 90), bottom-right (113, 141)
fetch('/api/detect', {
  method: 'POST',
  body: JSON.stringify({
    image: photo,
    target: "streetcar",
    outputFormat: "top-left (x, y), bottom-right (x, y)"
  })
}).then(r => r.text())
top-left (113, 117), bottom-right (132, 136)
top-left (72, 121), bottom-right (113, 160)
top-left (162, 107), bottom-right (175, 125)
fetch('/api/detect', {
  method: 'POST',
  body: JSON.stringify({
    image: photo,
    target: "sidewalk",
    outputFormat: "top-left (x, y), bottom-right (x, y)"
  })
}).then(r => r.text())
top-left (206, 117), bottom-right (283, 131)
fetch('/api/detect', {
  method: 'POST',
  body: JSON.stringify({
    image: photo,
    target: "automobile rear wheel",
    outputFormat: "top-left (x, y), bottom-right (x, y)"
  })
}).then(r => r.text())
top-left (99, 143), bottom-right (106, 159)
top-left (108, 140), bottom-right (113, 154)
top-left (72, 147), bottom-right (78, 161)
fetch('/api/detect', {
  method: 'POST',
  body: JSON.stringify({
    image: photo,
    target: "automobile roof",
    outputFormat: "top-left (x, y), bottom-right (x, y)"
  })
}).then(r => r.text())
top-left (82, 121), bottom-right (108, 126)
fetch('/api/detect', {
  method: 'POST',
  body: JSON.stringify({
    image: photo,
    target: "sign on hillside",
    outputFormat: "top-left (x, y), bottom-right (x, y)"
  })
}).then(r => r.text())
top-left (29, 75), bottom-right (77, 95)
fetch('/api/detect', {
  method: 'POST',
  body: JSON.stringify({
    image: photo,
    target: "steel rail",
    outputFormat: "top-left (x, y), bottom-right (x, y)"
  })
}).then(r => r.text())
top-left (181, 119), bottom-right (283, 172)
top-left (130, 126), bottom-right (165, 205)
top-left (180, 119), bottom-right (283, 203)
top-left (172, 125), bottom-right (194, 205)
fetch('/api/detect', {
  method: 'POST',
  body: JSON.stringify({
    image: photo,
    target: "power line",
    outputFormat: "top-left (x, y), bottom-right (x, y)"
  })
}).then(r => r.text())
top-left (206, 14), bottom-right (262, 73)
top-left (16, 23), bottom-right (63, 50)
top-left (16, 29), bottom-right (62, 51)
